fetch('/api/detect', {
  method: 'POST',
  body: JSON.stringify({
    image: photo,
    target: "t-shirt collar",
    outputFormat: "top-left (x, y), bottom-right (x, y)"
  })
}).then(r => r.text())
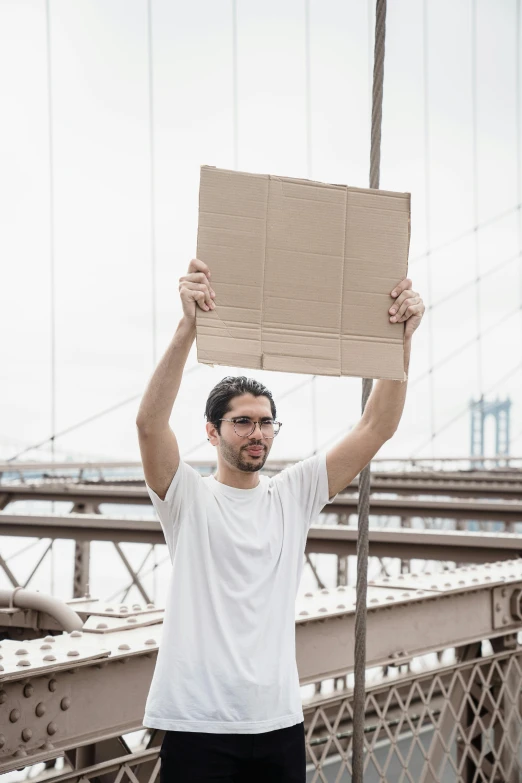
top-left (207, 474), bottom-right (266, 499)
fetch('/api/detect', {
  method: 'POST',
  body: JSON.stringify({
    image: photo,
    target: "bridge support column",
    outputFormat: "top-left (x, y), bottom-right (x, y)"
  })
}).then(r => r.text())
top-left (70, 501), bottom-right (99, 598)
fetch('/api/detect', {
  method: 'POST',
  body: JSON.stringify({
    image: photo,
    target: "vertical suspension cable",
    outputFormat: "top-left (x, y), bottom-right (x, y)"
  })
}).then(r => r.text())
top-left (45, 0), bottom-right (56, 525)
top-left (305, 0), bottom-right (318, 453)
top-left (305, 0), bottom-right (312, 179)
top-left (147, 0), bottom-right (157, 366)
top-left (471, 0), bottom-right (483, 398)
top-left (518, 0), bottom-right (522, 412)
top-left (232, 0), bottom-right (239, 169)
top-left (353, 1), bottom-right (386, 779)
top-left (367, 0), bottom-right (373, 119)
top-left (423, 0), bottom-right (435, 456)
top-left (515, 0), bottom-right (522, 420)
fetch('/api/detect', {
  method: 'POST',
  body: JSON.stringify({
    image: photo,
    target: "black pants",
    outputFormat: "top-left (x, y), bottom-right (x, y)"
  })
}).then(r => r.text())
top-left (159, 721), bottom-right (306, 782)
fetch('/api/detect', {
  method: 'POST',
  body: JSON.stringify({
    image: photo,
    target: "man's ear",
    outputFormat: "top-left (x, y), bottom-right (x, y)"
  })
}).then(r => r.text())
top-left (206, 421), bottom-right (219, 446)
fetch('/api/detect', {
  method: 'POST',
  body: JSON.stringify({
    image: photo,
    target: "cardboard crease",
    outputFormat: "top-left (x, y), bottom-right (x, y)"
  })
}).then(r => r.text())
top-left (196, 166), bottom-right (410, 382)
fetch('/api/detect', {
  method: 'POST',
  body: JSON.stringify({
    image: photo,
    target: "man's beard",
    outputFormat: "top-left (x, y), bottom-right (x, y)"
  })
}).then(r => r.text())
top-left (219, 438), bottom-right (268, 472)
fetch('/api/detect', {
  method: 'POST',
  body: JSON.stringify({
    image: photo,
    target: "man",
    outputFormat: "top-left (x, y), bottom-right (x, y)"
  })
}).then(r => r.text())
top-left (136, 258), bottom-right (424, 782)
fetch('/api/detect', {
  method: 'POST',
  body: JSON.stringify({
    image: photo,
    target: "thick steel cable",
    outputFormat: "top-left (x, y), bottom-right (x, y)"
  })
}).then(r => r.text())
top-left (353, 1), bottom-right (387, 779)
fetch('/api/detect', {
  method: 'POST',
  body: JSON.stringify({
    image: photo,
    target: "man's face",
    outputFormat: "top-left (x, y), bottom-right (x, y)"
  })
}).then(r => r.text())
top-left (212, 393), bottom-right (275, 472)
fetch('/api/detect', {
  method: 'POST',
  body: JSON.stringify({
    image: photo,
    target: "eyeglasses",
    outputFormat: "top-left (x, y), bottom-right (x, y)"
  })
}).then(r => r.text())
top-left (219, 417), bottom-right (282, 439)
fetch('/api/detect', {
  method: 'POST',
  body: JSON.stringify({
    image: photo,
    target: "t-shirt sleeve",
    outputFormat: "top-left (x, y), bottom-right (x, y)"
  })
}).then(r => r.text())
top-left (145, 461), bottom-right (201, 558)
top-left (272, 451), bottom-right (333, 532)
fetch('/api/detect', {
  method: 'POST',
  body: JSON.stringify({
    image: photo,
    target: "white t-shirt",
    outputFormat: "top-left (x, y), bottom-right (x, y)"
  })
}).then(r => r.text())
top-left (143, 452), bottom-right (332, 734)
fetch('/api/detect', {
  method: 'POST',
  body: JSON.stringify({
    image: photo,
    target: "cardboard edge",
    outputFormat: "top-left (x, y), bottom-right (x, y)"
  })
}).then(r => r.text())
top-left (200, 165), bottom-right (411, 201)
top-left (198, 165), bottom-right (412, 382)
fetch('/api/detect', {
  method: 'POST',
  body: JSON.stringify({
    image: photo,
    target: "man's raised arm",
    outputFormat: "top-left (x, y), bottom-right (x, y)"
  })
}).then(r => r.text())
top-left (136, 258), bottom-right (215, 500)
top-left (326, 278), bottom-right (425, 499)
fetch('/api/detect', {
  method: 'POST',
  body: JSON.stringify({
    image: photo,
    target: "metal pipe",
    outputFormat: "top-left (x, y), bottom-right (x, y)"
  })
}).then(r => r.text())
top-left (0, 588), bottom-right (84, 632)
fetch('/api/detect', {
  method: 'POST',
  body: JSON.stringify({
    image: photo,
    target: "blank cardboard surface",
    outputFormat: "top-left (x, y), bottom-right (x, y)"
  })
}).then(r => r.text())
top-left (196, 166), bottom-right (410, 381)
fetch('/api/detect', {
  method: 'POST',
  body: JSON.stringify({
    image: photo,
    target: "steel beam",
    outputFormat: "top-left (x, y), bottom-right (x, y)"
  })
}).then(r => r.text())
top-left (306, 525), bottom-right (522, 562)
top-left (2, 455), bottom-right (522, 473)
top-left (327, 495), bottom-right (522, 523)
top-left (2, 513), bottom-right (522, 561)
top-left (1, 562), bottom-right (522, 773)
top-left (3, 475), bottom-right (522, 507)
top-left (295, 560), bottom-right (522, 683)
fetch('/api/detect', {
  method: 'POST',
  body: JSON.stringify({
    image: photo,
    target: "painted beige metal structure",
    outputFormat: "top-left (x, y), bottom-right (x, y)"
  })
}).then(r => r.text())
top-left (4, 474), bottom-right (522, 504)
top-left (2, 460), bottom-right (522, 607)
top-left (1, 562), bottom-right (522, 780)
top-left (2, 514), bottom-right (522, 559)
top-left (1, 460), bottom-right (522, 780)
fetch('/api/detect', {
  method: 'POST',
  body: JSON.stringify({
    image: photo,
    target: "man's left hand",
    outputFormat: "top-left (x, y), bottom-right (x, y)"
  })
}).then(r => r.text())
top-left (389, 278), bottom-right (425, 341)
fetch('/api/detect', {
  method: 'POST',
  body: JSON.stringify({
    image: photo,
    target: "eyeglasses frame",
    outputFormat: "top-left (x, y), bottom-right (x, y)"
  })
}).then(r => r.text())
top-left (219, 418), bottom-right (283, 439)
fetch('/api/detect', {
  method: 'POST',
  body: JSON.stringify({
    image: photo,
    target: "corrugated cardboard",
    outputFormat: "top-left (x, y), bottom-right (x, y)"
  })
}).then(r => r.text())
top-left (196, 166), bottom-right (410, 381)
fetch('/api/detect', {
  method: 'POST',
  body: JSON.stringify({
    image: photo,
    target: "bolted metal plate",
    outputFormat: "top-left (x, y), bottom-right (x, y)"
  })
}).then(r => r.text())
top-left (492, 583), bottom-right (522, 629)
top-left (0, 625), bottom-right (162, 681)
top-left (0, 633), bottom-right (109, 679)
top-left (82, 610), bottom-right (164, 633)
top-left (66, 597), bottom-right (161, 618)
top-left (369, 560), bottom-right (522, 592)
top-left (295, 584), bottom-right (438, 622)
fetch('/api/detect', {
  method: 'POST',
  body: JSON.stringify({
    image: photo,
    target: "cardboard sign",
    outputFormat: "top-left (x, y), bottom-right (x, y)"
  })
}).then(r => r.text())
top-left (196, 166), bottom-right (410, 381)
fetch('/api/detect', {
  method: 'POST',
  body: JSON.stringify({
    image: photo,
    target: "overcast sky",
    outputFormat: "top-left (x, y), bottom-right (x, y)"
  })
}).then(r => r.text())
top-left (1, 0), bottom-right (521, 464)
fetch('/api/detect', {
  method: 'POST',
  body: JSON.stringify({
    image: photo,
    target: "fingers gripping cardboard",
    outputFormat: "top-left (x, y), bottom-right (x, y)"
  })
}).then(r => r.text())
top-left (196, 166), bottom-right (410, 381)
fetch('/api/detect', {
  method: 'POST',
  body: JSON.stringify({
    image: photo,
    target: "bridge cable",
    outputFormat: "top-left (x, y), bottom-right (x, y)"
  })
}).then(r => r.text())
top-left (353, 0), bottom-right (387, 779)
top-left (471, 0), bottom-right (484, 398)
top-left (423, 0), bottom-right (435, 454)
top-left (6, 365), bottom-right (202, 462)
top-left (44, 0), bottom-right (56, 516)
top-left (304, 0), bottom-right (318, 455)
top-left (232, 0), bottom-right (239, 169)
top-left (147, 0), bottom-right (158, 367)
top-left (508, 0), bottom-right (522, 453)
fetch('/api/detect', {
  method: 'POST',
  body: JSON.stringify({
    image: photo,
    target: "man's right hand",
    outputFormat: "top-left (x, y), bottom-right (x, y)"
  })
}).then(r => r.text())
top-left (179, 258), bottom-right (216, 321)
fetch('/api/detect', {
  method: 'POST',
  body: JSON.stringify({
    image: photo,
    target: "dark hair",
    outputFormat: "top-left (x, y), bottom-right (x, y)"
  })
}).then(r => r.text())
top-left (205, 376), bottom-right (276, 433)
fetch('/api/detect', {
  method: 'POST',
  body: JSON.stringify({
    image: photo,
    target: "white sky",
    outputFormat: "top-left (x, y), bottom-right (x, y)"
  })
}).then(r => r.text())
top-left (1, 0), bottom-right (522, 464)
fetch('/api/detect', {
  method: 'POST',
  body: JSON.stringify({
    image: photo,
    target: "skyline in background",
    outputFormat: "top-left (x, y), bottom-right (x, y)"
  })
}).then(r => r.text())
top-left (1, 0), bottom-right (521, 463)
